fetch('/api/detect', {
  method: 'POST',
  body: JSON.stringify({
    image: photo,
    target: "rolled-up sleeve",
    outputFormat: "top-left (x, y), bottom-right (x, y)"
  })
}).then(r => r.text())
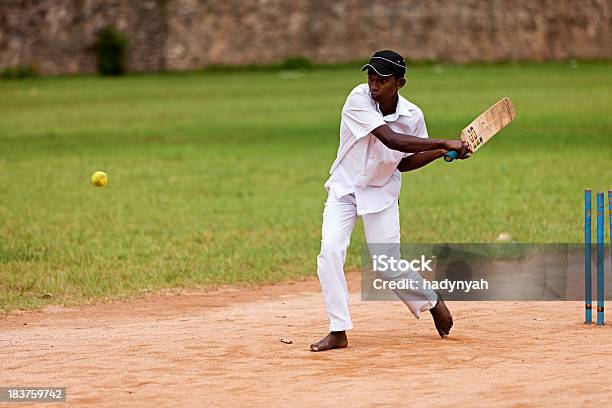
top-left (403, 110), bottom-right (429, 158)
top-left (414, 110), bottom-right (429, 138)
top-left (341, 93), bottom-right (386, 141)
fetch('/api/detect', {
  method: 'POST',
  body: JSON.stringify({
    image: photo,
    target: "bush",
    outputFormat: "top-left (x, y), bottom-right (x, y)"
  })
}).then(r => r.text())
top-left (94, 26), bottom-right (128, 76)
top-left (0, 66), bottom-right (37, 79)
top-left (279, 56), bottom-right (313, 70)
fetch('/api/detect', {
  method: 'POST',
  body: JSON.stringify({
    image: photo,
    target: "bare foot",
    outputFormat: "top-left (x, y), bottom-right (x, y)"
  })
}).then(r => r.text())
top-left (310, 331), bottom-right (348, 352)
top-left (429, 292), bottom-right (453, 338)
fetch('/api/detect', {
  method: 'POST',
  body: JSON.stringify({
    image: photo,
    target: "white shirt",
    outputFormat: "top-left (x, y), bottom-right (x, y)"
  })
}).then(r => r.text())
top-left (325, 83), bottom-right (429, 215)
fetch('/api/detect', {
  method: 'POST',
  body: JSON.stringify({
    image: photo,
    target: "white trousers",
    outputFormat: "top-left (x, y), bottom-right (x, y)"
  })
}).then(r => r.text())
top-left (317, 192), bottom-right (438, 332)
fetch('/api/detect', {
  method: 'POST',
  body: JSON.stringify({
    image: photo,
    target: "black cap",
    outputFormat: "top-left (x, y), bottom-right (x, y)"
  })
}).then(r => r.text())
top-left (361, 50), bottom-right (406, 78)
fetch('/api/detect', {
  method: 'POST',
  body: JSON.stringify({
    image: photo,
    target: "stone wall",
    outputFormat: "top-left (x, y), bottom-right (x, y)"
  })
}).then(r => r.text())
top-left (0, 0), bottom-right (166, 74)
top-left (1, 0), bottom-right (610, 75)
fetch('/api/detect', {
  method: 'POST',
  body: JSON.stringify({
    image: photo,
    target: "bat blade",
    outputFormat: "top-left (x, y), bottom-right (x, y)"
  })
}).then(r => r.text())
top-left (444, 97), bottom-right (516, 162)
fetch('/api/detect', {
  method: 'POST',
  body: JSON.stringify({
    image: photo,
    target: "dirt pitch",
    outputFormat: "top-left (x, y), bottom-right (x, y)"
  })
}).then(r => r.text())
top-left (2, 273), bottom-right (611, 407)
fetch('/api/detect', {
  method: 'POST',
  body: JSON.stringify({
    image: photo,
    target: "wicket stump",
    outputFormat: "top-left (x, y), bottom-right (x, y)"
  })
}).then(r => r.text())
top-left (584, 189), bottom-right (609, 326)
top-left (585, 189), bottom-right (592, 324)
top-left (597, 192), bottom-right (605, 325)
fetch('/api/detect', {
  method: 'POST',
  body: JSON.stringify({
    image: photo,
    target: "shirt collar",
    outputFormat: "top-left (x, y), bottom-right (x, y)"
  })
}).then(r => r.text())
top-left (378, 95), bottom-right (411, 121)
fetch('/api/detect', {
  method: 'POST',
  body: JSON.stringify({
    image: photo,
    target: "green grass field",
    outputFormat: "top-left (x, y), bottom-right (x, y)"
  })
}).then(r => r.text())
top-left (1, 62), bottom-right (610, 312)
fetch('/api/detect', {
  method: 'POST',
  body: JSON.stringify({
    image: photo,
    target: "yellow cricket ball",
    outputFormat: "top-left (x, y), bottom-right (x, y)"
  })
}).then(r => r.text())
top-left (91, 171), bottom-right (108, 187)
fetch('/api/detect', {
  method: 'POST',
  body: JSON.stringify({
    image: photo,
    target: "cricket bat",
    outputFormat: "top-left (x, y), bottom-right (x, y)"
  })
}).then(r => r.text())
top-left (444, 97), bottom-right (516, 162)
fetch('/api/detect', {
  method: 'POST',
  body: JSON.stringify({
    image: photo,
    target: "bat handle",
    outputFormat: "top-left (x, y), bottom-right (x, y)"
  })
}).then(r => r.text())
top-left (443, 151), bottom-right (458, 162)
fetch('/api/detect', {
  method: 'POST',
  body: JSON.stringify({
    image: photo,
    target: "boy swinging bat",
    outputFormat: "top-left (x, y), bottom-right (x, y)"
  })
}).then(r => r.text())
top-left (310, 50), bottom-right (464, 352)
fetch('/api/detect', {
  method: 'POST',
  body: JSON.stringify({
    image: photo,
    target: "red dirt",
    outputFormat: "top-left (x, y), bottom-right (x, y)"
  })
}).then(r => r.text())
top-left (2, 273), bottom-right (611, 407)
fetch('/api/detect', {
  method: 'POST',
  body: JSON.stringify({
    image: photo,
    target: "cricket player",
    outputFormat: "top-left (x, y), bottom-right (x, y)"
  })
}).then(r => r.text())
top-left (311, 50), bottom-right (469, 352)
